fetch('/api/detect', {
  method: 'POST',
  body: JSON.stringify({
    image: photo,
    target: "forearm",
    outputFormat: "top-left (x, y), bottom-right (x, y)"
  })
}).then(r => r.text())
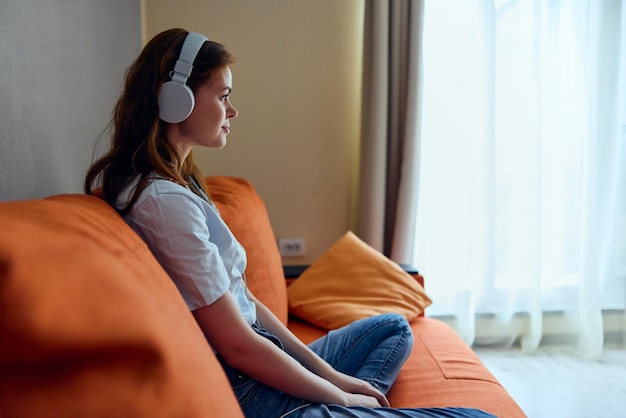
top-left (193, 292), bottom-right (348, 406)
top-left (250, 294), bottom-right (390, 407)
top-left (226, 332), bottom-right (347, 405)
top-left (251, 294), bottom-right (336, 378)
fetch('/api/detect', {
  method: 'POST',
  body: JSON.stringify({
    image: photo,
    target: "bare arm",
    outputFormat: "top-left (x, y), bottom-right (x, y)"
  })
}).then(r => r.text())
top-left (192, 291), bottom-right (381, 407)
top-left (247, 292), bottom-right (389, 408)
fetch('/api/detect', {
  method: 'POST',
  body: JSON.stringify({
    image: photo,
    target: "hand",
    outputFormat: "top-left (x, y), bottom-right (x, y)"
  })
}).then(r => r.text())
top-left (343, 392), bottom-right (384, 408)
top-left (328, 371), bottom-right (390, 408)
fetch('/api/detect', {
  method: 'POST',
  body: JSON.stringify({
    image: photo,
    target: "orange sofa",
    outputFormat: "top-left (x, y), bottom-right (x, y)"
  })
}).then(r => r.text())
top-left (0, 176), bottom-right (526, 417)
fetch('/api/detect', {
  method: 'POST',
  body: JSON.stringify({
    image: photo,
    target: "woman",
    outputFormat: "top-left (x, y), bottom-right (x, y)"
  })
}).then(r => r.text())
top-left (85, 28), bottom-right (494, 418)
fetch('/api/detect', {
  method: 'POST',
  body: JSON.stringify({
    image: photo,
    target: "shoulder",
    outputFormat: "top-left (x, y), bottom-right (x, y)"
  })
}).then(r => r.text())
top-left (125, 177), bottom-right (209, 225)
top-left (144, 177), bottom-right (194, 197)
top-left (138, 178), bottom-right (202, 207)
top-left (117, 175), bottom-right (199, 209)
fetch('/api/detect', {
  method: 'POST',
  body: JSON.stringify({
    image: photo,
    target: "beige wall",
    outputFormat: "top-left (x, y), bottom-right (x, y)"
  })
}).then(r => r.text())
top-left (143, 0), bottom-right (364, 264)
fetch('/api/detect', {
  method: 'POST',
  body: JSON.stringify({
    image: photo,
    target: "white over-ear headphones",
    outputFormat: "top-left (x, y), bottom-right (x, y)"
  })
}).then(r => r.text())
top-left (158, 32), bottom-right (208, 123)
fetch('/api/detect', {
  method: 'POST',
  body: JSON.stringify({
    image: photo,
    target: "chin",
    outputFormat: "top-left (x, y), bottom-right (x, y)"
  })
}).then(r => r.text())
top-left (212, 139), bottom-right (228, 149)
top-left (205, 136), bottom-right (228, 149)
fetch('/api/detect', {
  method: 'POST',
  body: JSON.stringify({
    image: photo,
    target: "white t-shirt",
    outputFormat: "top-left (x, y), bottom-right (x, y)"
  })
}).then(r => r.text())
top-left (118, 176), bottom-right (257, 325)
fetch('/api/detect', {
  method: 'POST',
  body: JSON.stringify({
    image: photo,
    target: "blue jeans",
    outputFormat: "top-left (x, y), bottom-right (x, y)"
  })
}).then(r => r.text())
top-left (219, 313), bottom-right (496, 418)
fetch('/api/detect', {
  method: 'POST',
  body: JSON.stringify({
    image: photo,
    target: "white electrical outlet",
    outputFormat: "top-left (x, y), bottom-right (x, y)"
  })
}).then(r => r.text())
top-left (278, 237), bottom-right (306, 257)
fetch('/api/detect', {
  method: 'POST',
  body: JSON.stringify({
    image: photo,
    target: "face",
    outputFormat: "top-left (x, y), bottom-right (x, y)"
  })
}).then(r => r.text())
top-left (166, 66), bottom-right (238, 159)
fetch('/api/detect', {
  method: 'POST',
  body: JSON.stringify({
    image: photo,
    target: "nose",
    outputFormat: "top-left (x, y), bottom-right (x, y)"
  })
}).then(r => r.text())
top-left (227, 101), bottom-right (238, 119)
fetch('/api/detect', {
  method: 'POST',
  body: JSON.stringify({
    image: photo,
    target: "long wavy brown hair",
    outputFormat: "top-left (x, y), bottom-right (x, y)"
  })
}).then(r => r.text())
top-left (84, 28), bottom-right (234, 214)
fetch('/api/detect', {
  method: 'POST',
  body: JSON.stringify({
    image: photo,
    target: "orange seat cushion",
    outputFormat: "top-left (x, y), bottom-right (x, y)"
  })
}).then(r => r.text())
top-left (387, 318), bottom-right (527, 417)
top-left (288, 315), bottom-right (526, 418)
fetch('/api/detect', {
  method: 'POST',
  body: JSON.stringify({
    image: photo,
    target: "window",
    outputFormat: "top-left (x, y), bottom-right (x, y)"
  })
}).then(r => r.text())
top-left (414, 0), bottom-right (626, 319)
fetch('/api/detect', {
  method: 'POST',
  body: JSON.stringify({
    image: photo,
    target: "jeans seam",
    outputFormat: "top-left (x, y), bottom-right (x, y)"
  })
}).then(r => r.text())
top-left (370, 324), bottom-right (411, 390)
top-left (278, 403), bottom-right (312, 418)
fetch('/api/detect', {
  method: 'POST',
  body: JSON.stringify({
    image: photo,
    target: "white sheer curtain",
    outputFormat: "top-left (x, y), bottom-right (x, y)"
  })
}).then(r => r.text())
top-left (414, 0), bottom-right (626, 359)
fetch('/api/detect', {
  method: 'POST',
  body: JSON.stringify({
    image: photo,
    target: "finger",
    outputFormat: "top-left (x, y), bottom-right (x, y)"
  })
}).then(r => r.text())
top-left (364, 386), bottom-right (389, 408)
top-left (365, 395), bottom-right (382, 408)
top-left (347, 393), bottom-right (381, 408)
top-left (365, 389), bottom-right (388, 408)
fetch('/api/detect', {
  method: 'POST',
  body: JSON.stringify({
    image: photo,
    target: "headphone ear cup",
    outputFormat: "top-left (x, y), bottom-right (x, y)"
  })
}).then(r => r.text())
top-left (158, 80), bottom-right (195, 123)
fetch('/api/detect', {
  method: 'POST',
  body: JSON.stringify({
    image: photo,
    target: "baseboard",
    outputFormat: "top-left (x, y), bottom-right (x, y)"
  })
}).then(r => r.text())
top-left (431, 310), bottom-right (625, 348)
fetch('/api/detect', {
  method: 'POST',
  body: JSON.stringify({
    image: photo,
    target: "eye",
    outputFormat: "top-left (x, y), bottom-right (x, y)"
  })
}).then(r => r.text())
top-left (220, 94), bottom-right (229, 102)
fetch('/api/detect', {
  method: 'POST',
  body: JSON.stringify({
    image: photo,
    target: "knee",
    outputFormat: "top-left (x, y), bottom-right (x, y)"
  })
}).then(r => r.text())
top-left (381, 312), bottom-right (410, 327)
top-left (377, 313), bottom-right (413, 339)
top-left (379, 313), bottom-right (414, 358)
top-left (395, 314), bottom-right (413, 342)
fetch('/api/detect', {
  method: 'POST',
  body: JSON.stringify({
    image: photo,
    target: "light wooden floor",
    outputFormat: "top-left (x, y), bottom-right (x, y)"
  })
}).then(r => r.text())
top-left (474, 347), bottom-right (626, 418)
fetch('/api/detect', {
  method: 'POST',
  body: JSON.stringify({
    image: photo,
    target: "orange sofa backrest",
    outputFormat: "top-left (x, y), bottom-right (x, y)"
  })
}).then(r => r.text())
top-left (206, 176), bottom-right (288, 325)
top-left (0, 194), bottom-right (243, 418)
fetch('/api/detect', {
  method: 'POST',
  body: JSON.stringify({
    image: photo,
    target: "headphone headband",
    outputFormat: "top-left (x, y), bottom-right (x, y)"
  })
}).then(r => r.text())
top-left (158, 32), bottom-right (208, 123)
top-left (178, 32), bottom-right (208, 67)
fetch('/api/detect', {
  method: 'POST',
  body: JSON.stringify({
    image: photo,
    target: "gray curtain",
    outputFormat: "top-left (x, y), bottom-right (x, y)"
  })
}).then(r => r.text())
top-left (358, 0), bottom-right (424, 263)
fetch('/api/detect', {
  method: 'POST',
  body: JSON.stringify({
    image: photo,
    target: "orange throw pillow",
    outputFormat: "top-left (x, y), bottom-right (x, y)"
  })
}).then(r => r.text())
top-left (287, 231), bottom-right (432, 330)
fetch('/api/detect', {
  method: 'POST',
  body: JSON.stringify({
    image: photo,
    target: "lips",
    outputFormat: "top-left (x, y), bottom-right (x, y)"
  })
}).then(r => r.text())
top-left (222, 126), bottom-right (230, 134)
